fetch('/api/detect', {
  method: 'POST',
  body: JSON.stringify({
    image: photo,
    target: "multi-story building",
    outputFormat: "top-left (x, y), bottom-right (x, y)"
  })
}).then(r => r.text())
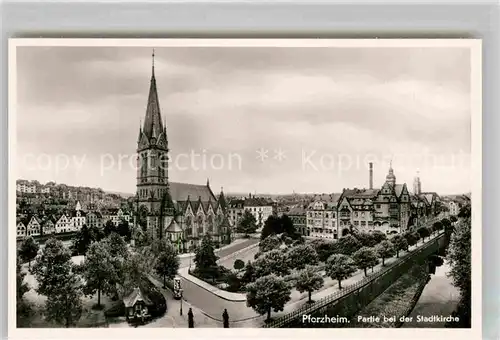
top-left (87, 211), bottom-right (104, 229)
top-left (227, 199), bottom-right (245, 229)
top-left (68, 201), bottom-right (86, 232)
top-left (26, 215), bottom-right (41, 237)
top-left (338, 163), bottom-right (414, 235)
top-left (134, 53), bottom-right (232, 251)
top-left (55, 213), bottom-right (71, 233)
top-left (16, 180), bottom-right (37, 194)
top-left (242, 195), bottom-right (273, 229)
top-left (103, 208), bottom-right (131, 226)
top-left (288, 205), bottom-right (308, 236)
top-left (16, 218), bottom-right (27, 238)
top-left (42, 217), bottom-right (56, 235)
top-left (306, 196), bottom-right (341, 240)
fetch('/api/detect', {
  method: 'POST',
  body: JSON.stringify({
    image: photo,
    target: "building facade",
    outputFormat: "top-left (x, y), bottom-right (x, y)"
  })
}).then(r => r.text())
top-left (287, 206), bottom-right (308, 236)
top-left (306, 199), bottom-right (339, 240)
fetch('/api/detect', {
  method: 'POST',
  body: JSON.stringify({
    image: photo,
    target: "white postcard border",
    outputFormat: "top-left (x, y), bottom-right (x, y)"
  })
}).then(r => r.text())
top-left (8, 38), bottom-right (482, 340)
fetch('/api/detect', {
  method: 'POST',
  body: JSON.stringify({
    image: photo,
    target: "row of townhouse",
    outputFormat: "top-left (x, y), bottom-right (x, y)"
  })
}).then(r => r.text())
top-left (16, 180), bottom-right (106, 202)
top-left (227, 194), bottom-right (274, 230)
top-left (442, 195), bottom-right (470, 216)
top-left (16, 201), bottom-right (132, 239)
top-left (287, 164), bottom-right (440, 240)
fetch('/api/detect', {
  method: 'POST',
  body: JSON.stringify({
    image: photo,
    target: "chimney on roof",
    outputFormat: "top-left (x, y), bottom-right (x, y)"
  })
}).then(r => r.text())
top-left (369, 162), bottom-right (373, 190)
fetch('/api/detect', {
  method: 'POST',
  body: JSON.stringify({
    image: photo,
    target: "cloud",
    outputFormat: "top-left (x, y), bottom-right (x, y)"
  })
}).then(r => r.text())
top-left (15, 45), bottom-right (472, 194)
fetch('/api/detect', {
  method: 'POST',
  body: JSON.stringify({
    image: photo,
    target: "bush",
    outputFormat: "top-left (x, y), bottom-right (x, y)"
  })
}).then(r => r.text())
top-left (140, 278), bottom-right (166, 317)
top-left (224, 272), bottom-right (242, 292)
top-left (104, 301), bottom-right (125, 317)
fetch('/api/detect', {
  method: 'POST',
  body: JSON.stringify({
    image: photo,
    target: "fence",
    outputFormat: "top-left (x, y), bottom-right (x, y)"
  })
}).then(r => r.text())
top-left (263, 231), bottom-right (446, 328)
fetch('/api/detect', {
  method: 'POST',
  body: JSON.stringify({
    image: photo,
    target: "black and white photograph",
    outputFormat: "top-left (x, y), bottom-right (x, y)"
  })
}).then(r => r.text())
top-left (9, 39), bottom-right (481, 335)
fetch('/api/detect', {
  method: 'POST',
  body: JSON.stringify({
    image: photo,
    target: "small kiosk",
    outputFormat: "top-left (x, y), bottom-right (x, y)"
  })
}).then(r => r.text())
top-left (123, 287), bottom-right (153, 324)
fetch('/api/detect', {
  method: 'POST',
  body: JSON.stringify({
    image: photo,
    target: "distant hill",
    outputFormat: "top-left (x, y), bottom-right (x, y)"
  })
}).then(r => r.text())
top-left (106, 191), bottom-right (135, 198)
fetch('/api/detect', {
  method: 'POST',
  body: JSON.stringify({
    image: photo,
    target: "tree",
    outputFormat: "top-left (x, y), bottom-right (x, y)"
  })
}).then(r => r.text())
top-left (104, 220), bottom-right (117, 237)
top-left (417, 227), bottom-right (430, 242)
top-left (246, 274), bottom-right (291, 321)
top-left (335, 235), bottom-right (362, 256)
top-left (103, 232), bottom-right (128, 259)
top-left (352, 247), bottom-right (379, 276)
top-left (17, 256), bottom-right (34, 327)
top-left (120, 245), bottom-right (156, 293)
top-left (457, 204), bottom-right (471, 219)
top-left (44, 270), bottom-right (83, 327)
top-left (154, 241), bottom-right (180, 288)
top-left (233, 259), bottom-right (245, 272)
top-left (446, 218), bottom-right (471, 327)
top-left (117, 220), bottom-right (132, 242)
top-left (19, 236), bottom-right (39, 270)
top-left (194, 234), bottom-right (219, 280)
top-left (253, 249), bottom-right (290, 278)
top-left (32, 238), bottom-right (83, 327)
top-left (16, 256), bottom-right (29, 302)
top-left (237, 211), bottom-right (258, 236)
top-left (390, 235), bottom-right (408, 258)
top-left (286, 244), bottom-right (318, 270)
top-left (32, 238), bottom-right (72, 297)
top-left (433, 221), bottom-right (444, 234)
top-left (261, 214), bottom-right (302, 241)
top-left (310, 239), bottom-right (337, 262)
top-left (82, 241), bottom-right (118, 308)
top-left (241, 261), bottom-right (256, 285)
top-left (371, 230), bottom-right (387, 244)
top-left (294, 265), bottom-right (324, 303)
top-left (403, 231), bottom-right (418, 250)
top-left (325, 254), bottom-right (357, 289)
top-left (71, 224), bottom-right (103, 256)
top-left (354, 232), bottom-right (377, 247)
top-left (375, 240), bottom-right (396, 266)
top-left (259, 234), bottom-right (281, 253)
top-left (450, 215), bottom-right (458, 223)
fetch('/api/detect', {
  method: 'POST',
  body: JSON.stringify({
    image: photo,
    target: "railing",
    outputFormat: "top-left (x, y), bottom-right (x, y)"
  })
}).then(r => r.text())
top-left (263, 231), bottom-right (445, 328)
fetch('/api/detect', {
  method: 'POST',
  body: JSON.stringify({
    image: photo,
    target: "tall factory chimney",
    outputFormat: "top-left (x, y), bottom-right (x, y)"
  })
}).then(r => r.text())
top-left (369, 162), bottom-right (373, 190)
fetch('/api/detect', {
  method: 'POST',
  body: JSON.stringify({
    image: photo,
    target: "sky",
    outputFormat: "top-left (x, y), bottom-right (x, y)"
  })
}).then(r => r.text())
top-left (15, 45), bottom-right (472, 195)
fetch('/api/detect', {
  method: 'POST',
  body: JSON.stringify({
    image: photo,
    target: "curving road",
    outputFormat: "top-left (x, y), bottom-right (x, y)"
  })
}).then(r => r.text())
top-left (175, 238), bottom-right (260, 322)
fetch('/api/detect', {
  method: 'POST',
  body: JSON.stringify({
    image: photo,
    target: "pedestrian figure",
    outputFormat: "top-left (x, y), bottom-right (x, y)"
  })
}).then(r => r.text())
top-left (188, 308), bottom-right (194, 328)
top-left (222, 309), bottom-right (229, 328)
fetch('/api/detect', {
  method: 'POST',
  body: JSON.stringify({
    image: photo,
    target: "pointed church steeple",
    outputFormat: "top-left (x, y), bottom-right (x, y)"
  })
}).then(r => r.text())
top-left (218, 187), bottom-right (227, 211)
top-left (143, 49), bottom-right (164, 140)
top-left (137, 120), bottom-right (143, 143)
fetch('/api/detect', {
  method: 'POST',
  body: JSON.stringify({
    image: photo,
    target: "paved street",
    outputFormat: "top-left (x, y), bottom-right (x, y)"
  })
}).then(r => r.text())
top-left (177, 275), bottom-right (259, 322)
top-left (173, 237), bottom-right (261, 322)
top-left (178, 238), bottom-right (259, 269)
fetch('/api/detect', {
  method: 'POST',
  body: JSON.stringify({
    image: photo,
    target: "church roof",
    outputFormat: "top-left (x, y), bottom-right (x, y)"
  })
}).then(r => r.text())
top-left (123, 287), bottom-right (153, 308)
top-left (169, 182), bottom-right (217, 203)
top-left (166, 219), bottom-right (183, 233)
top-left (142, 57), bottom-right (164, 141)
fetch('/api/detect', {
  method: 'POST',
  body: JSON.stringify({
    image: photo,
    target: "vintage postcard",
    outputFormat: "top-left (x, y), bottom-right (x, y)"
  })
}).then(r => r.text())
top-left (8, 38), bottom-right (481, 339)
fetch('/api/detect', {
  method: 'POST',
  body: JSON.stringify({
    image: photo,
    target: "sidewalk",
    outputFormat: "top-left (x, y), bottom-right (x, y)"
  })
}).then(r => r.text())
top-left (178, 267), bottom-right (247, 302)
top-left (177, 241), bottom-right (260, 302)
top-left (146, 275), bottom-right (222, 328)
top-left (236, 231), bottom-right (445, 327)
top-left (178, 238), bottom-right (249, 258)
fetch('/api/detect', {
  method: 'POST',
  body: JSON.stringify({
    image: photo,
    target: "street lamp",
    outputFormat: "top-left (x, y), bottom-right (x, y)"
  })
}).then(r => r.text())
top-left (179, 289), bottom-right (184, 316)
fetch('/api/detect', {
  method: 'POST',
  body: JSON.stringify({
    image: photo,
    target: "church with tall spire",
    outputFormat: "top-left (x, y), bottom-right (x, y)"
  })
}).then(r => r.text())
top-left (135, 51), bottom-right (232, 251)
